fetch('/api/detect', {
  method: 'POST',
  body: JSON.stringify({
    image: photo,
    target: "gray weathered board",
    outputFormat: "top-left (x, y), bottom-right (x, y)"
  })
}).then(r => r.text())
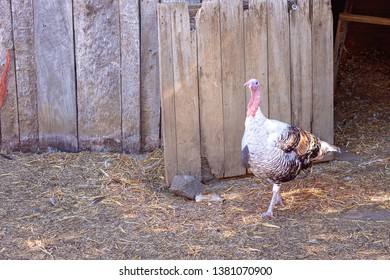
top-left (11, 0), bottom-right (39, 151)
top-left (290, 0), bottom-right (312, 132)
top-left (267, 0), bottom-right (291, 124)
top-left (34, 0), bottom-right (78, 152)
top-left (120, 1), bottom-right (141, 154)
top-left (74, 0), bottom-right (122, 151)
top-left (220, 0), bottom-right (246, 178)
top-left (158, 3), bottom-right (178, 184)
top-left (141, 0), bottom-right (161, 152)
top-left (244, 0), bottom-right (268, 118)
top-left (158, 0), bottom-right (334, 185)
top-left (158, 2), bottom-right (201, 184)
top-left (196, 0), bottom-right (224, 178)
top-left (0, 0), bottom-right (19, 150)
top-left (312, 0), bottom-right (334, 144)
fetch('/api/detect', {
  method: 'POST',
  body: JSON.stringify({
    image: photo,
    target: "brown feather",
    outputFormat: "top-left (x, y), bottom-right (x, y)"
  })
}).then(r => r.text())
top-left (296, 129), bottom-right (319, 156)
top-left (279, 126), bottom-right (319, 153)
top-left (277, 126), bottom-right (321, 169)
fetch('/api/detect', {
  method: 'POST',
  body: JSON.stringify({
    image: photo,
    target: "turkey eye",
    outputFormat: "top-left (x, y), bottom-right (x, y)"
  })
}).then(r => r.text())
top-left (255, 82), bottom-right (258, 85)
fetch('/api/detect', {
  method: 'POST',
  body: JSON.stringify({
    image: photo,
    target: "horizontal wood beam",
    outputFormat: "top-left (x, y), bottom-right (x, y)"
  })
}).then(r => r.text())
top-left (339, 13), bottom-right (390, 26)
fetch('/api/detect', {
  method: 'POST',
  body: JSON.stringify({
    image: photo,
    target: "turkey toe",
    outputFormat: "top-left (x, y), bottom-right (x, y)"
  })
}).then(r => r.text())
top-left (261, 211), bottom-right (274, 219)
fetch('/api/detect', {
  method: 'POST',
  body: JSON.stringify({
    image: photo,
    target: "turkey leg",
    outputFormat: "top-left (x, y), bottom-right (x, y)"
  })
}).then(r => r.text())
top-left (262, 184), bottom-right (285, 218)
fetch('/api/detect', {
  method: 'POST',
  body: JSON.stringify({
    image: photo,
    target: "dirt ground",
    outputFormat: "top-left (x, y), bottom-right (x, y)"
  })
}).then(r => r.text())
top-left (0, 49), bottom-right (389, 260)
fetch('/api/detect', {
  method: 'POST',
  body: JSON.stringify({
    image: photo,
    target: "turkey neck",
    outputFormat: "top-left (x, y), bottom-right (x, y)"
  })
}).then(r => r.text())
top-left (247, 88), bottom-right (263, 119)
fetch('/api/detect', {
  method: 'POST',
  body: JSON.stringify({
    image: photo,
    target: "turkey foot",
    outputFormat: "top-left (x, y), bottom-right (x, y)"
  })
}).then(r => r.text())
top-left (261, 184), bottom-right (284, 218)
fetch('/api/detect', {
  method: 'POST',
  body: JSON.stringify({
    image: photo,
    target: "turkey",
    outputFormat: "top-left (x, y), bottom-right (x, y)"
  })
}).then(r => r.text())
top-left (242, 78), bottom-right (341, 218)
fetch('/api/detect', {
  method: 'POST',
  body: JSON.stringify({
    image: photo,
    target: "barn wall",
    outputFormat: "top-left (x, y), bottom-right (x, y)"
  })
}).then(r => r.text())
top-left (0, 0), bottom-right (333, 157)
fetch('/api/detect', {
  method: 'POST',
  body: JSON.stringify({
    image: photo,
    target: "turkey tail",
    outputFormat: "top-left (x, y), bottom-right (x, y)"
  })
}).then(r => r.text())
top-left (320, 140), bottom-right (341, 154)
top-left (311, 140), bottom-right (341, 163)
top-left (279, 126), bottom-right (340, 167)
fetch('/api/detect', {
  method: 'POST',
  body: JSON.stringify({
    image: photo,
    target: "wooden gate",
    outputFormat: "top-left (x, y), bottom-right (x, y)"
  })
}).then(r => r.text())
top-left (158, 0), bottom-right (334, 185)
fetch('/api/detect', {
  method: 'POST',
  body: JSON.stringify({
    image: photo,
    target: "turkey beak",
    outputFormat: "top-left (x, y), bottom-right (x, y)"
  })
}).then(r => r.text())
top-left (244, 81), bottom-right (252, 89)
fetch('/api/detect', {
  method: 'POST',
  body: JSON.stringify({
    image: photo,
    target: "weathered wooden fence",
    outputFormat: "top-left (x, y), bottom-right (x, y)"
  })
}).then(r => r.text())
top-left (1, 0), bottom-right (206, 153)
top-left (0, 0), bottom-right (138, 152)
top-left (158, 0), bottom-right (334, 184)
top-left (1, 0), bottom-right (334, 184)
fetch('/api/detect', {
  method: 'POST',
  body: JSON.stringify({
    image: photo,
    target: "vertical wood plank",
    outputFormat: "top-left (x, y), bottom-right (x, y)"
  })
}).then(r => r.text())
top-left (120, 0), bottom-right (141, 153)
top-left (244, 0), bottom-right (268, 117)
top-left (289, 0), bottom-right (312, 131)
top-left (267, 0), bottom-right (291, 123)
top-left (220, 0), bottom-right (246, 177)
top-left (11, 0), bottom-right (39, 151)
top-left (34, 0), bottom-right (77, 152)
top-left (141, 0), bottom-right (161, 152)
top-left (312, 0), bottom-right (334, 143)
top-left (171, 2), bottom-right (201, 179)
top-left (0, 0), bottom-right (19, 150)
top-left (157, 3), bottom-right (177, 185)
top-left (74, 0), bottom-right (121, 151)
top-left (196, 0), bottom-right (224, 178)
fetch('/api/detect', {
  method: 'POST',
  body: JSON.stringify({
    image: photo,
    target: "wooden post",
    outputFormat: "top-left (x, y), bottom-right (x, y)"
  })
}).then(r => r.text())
top-left (158, 2), bottom-right (201, 184)
top-left (158, 3), bottom-right (177, 185)
top-left (171, 3), bottom-right (201, 180)
top-left (141, 0), bottom-right (161, 152)
top-left (220, 0), bottom-right (246, 177)
top-left (120, 0), bottom-right (141, 154)
top-left (34, 0), bottom-right (77, 152)
top-left (289, 0), bottom-right (312, 132)
top-left (196, 0), bottom-right (225, 178)
top-left (74, 0), bottom-right (122, 151)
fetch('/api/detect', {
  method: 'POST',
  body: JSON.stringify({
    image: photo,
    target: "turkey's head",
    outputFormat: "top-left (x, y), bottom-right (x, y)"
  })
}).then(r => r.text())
top-left (244, 79), bottom-right (261, 117)
top-left (244, 78), bottom-right (260, 93)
